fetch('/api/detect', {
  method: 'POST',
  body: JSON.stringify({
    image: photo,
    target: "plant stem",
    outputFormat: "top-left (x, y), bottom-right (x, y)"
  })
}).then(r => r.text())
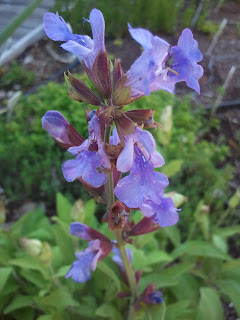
top-left (104, 125), bottom-right (138, 319)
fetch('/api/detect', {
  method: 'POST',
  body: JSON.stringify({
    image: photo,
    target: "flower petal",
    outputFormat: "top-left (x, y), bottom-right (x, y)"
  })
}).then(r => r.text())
top-left (43, 12), bottom-right (73, 41)
top-left (62, 151), bottom-right (107, 187)
top-left (117, 138), bottom-right (134, 173)
top-left (65, 240), bottom-right (102, 283)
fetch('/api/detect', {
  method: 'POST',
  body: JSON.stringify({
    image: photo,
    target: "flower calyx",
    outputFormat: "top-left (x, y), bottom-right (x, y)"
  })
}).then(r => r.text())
top-left (102, 200), bottom-right (131, 231)
top-left (65, 71), bottom-right (102, 106)
top-left (85, 49), bottom-right (112, 99)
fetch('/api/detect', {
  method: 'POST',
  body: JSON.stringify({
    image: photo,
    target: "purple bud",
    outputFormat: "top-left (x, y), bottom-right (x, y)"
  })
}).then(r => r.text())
top-left (141, 284), bottom-right (163, 305)
top-left (42, 111), bottom-right (70, 144)
top-left (42, 111), bottom-right (84, 149)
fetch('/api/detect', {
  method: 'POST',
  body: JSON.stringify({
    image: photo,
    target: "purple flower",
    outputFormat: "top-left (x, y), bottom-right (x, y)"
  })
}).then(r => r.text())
top-left (43, 9), bottom-right (105, 70)
top-left (116, 127), bottom-right (164, 173)
top-left (42, 110), bottom-right (84, 149)
top-left (62, 114), bottom-right (111, 187)
top-left (140, 197), bottom-right (179, 227)
top-left (42, 110), bottom-right (70, 144)
top-left (168, 28), bottom-right (203, 94)
top-left (140, 284), bottom-right (163, 305)
top-left (126, 26), bottom-right (203, 97)
top-left (126, 25), bottom-right (170, 97)
top-left (112, 246), bottom-right (132, 273)
top-left (66, 223), bottom-right (113, 283)
top-left (114, 147), bottom-right (168, 208)
top-left (148, 291), bottom-right (163, 304)
top-left (65, 239), bottom-right (102, 283)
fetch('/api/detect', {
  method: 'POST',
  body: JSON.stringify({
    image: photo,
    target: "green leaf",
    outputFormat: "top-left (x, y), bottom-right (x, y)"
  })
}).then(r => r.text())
top-left (12, 307), bottom-right (35, 320)
top-left (165, 300), bottom-right (194, 320)
top-left (212, 234), bottom-right (228, 253)
top-left (158, 105), bottom-right (172, 146)
top-left (162, 225), bottom-right (181, 247)
top-left (9, 256), bottom-right (50, 279)
top-left (132, 247), bottom-right (172, 270)
top-left (83, 199), bottom-right (97, 227)
top-left (52, 217), bottom-right (75, 264)
top-left (196, 287), bottom-right (224, 320)
top-left (40, 287), bottom-right (79, 310)
top-left (216, 280), bottom-right (240, 316)
top-left (19, 269), bottom-right (48, 289)
top-left (96, 303), bottom-right (122, 320)
top-left (171, 241), bottom-right (231, 260)
top-left (140, 274), bottom-right (178, 290)
top-left (228, 188), bottom-right (240, 208)
top-left (56, 193), bottom-right (72, 224)
top-left (215, 225), bottom-right (240, 238)
top-left (27, 228), bottom-right (53, 241)
top-left (54, 265), bottom-right (71, 278)
top-left (98, 261), bottom-right (121, 291)
top-left (144, 251), bottom-right (173, 266)
top-left (4, 295), bottom-right (33, 314)
top-left (12, 208), bottom-right (45, 238)
top-left (0, 267), bottom-right (12, 291)
top-left (36, 316), bottom-right (52, 320)
top-left (139, 262), bottom-right (194, 291)
top-left (161, 159), bottom-right (184, 178)
top-left (170, 274), bottom-right (201, 301)
top-left (221, 259), bottom-right (240, 281)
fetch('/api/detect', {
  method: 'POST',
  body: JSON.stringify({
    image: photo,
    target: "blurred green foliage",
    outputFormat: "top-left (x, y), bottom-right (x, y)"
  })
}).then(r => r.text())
top-left (55, 0), bottom-right (182, 35)
top-left (0, 62), bottom-right (35, 89)
top-left (54, 0), bottom-right (214, 36)
top-left (0, 192), bottom-right (240, 319)
top-left (0, 79), bottom-right (89, 206)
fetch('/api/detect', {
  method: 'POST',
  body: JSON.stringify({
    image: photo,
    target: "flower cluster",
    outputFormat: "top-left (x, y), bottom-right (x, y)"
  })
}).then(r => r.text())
top-left (42, 7), bottom-right (203, 307)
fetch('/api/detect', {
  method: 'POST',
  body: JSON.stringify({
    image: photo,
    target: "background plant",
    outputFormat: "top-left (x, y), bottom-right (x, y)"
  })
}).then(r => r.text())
top-left (0, 190), bottom-right (240, 320)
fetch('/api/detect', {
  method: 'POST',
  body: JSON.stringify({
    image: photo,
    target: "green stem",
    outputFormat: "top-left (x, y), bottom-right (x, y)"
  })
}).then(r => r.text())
top-left (104, 125), bottom-right (138, 319)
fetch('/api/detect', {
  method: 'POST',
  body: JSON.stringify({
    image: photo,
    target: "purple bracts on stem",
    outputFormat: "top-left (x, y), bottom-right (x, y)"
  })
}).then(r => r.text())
top-left (43, 9), bottom-right (105, 70)
top-left (70, 222), bottom-right (113, 244)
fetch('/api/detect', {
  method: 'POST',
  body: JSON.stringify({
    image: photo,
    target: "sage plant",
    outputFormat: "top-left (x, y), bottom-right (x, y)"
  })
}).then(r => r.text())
top-left (42, 8), bottom-right (203, 319)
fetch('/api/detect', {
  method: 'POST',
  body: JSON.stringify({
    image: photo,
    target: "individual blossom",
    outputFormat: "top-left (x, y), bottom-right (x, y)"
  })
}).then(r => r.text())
top-left (116, 25), bottom-right (203, 101)
top-left (140, 197), bottom-right (179, 227)
top-left (62, 113), bottom-right (111, 187)
top-left (43, 9), bottom-right (105, 70)
top-left (167, 28), bottom-right (204, 94)
top-left (114, 146), bottom-right (169, 209)
top-left (66, 222), bottom-right (113, 283)
top-left (115, 126), bottom-right (164, 173)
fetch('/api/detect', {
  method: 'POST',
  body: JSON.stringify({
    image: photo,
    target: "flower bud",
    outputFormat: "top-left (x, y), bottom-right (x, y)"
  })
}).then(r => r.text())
top-left (19, 238), bottom-right (42, 257)
top-left (39, 242), bottom-right (52, 266)
top-left (42, 111), bottom-right (85, 149)
top-left (65, 72), bottom-right (102, 106)
top-left (86, 50), bottom-right (112, 99)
